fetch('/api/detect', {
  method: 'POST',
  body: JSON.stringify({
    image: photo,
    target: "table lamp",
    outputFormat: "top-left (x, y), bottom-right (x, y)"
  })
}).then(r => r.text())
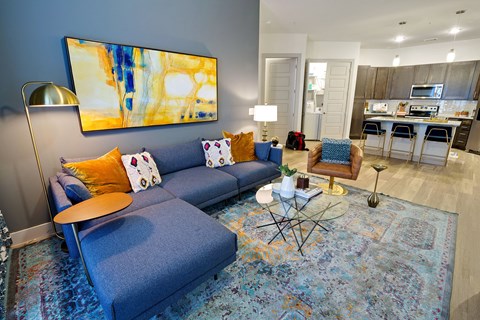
top-left (254, 104), bottom-right (277, 141)
top-left (22, 81), bottom-right (80, 238)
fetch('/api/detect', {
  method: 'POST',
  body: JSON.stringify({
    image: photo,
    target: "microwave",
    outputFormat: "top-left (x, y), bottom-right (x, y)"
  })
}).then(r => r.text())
top-left (410, 84), bottom-right (443, 99)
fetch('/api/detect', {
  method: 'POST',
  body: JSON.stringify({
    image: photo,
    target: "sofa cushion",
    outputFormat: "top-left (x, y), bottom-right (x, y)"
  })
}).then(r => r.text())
top-left (217, 160), bottom-right (280, 190)
top-left (62, 147), bottom-right (132, 196)
top-left (55, 172), bottom-right (92, 203)
top-left (201, 138), bottom-right (235, 168)
top-left (321, 138), bottom-right (352, 165)
top-left (81, 198), bottom-right (237, 320)
top-left (160, 166), bottom-right (238, 207)
top-left (255, 141), bottom-right (272, 161)
top-left (146, 138), bottom-right (205, 175)
top-left (222, 131), bottom-right (257, 162)
top-left (121, 151), bottom-right (161, 193)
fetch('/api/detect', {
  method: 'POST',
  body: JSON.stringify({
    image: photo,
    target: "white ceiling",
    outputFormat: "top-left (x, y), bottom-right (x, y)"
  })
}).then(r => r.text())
top-left (260, 0), bottom-right (480, 49)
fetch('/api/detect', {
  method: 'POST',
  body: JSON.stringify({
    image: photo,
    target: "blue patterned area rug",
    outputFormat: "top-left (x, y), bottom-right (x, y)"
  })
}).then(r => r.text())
top-left (7, 182), bottom-right (457, 319)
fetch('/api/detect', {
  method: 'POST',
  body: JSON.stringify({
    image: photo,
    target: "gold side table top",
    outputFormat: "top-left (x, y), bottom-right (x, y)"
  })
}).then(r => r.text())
top-left (371, 164), bottom-right (388, 172)
top-left (54, 192), bottom-right (133, 225)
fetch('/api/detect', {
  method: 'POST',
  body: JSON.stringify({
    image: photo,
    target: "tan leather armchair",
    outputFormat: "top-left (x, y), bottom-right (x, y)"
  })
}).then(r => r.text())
top-left (307, 143), bottom-right (363, 195)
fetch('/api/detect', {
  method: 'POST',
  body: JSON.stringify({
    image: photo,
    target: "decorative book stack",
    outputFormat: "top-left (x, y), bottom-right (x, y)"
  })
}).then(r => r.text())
top-left (295, 186), bottom-right (323, 199)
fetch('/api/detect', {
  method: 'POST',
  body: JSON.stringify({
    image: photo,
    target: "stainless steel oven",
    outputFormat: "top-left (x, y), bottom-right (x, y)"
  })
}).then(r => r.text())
top-left (410, 84), bottom-right (443, 99)
top-left (406, 105), bottom-right (439, 118)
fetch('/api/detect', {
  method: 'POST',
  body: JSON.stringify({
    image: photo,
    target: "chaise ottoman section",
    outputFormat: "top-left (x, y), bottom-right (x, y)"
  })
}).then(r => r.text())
top-left (81, 198), bottom-right (237, 320)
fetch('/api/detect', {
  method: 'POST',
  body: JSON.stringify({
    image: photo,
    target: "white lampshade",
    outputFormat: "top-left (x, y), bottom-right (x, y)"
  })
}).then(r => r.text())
top-left (446, 49), bottom-right (456, 62)
top-left (392, 55), bottom-right (400, 67)
top-left (254, 104), bottom-right (277, 122)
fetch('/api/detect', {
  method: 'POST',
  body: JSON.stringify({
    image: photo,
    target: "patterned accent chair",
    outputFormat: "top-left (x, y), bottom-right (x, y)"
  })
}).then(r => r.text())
top-left (307, 142), bottom-right (363, 195)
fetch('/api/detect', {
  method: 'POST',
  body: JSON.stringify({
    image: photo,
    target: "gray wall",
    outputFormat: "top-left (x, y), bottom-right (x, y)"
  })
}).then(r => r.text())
top-left (0, 0), bottom-right (260, 232)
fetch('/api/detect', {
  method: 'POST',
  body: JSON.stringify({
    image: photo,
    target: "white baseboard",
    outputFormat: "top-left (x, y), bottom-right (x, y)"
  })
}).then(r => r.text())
top-left (10, 222), bottom-right (54, 248)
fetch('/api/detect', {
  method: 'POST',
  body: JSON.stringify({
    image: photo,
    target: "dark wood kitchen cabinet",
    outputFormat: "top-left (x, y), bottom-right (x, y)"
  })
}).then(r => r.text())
top-left (365, 67), bottom-right (377, 99)
top-left (354, 66), bottom-right (369, 99)
top-left (373, 67), bottom-right (391, 99)
top-left (443, 61), bottom-right (476, 100)
top-left (349, 99), bottom-right (366, 139)
top-left (427, 63), bottom-right (448, 83)
top-left (388, 66), bottom-right (414, 99)
top-left (413, 65), bottom-right (430, 84)
top-left (351, 65), bottom-right (370, 138)
top-left (355, 66), bottom-right (391, 100)
top-left (452, 118), bottom-right (473, 150)
top-left (413, 64), bottom-right (447, 85)
top-left (469, 61), bottom-right (480, 100)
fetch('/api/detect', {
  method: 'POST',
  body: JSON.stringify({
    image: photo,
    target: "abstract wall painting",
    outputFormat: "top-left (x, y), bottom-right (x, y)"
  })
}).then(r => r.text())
top-left (65, 37), bottom-right (218, 132)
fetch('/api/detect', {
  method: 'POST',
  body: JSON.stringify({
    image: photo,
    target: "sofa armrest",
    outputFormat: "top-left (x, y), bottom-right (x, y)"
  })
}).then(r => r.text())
top-left (49, 176), bottom-right (72, 213)
top-left (268, 146), bottom-right (283, 166)
top-left (49, 176), bottom-right (80, 258)
top-left (307, 143), bottom-right (323, 172)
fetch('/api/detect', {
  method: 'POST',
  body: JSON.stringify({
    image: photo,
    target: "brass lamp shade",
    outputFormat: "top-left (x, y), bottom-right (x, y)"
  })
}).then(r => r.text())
top-left (22, 81), bottom-right (80, 240)
top-left (28, 83), bottom-right (79, 107)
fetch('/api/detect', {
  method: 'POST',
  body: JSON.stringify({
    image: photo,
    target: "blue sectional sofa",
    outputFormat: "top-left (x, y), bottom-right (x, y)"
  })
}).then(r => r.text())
top-left (49, 138), bottom-right (282, 320)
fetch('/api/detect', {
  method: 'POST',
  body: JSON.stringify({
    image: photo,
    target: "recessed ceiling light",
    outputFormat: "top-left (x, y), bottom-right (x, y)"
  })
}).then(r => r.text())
top-left (394, 21), bottom-right (407, 43)
top-left (449, 27), bottom-right (461, 35)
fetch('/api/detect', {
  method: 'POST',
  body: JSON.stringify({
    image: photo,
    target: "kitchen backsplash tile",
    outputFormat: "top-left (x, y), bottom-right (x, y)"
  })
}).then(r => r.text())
top-left (366, 99), bottom-right (477, 117)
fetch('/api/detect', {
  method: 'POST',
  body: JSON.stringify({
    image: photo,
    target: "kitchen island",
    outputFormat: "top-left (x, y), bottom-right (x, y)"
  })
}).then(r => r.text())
top-left (364, 117), bottom-right (461, 165)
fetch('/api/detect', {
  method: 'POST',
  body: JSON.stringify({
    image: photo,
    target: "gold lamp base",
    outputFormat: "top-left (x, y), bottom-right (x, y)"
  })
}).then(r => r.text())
top-left (318, 182), bottom-right (348, 196)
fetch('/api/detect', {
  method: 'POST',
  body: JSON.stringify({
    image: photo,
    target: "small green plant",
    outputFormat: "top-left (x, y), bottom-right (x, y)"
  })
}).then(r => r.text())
top-left (278, 164), bottom-right (297, 177)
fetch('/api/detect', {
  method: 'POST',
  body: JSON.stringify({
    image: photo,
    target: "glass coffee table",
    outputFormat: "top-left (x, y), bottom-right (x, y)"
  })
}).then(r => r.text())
top-left (256, 183), bottom-right (349, 255)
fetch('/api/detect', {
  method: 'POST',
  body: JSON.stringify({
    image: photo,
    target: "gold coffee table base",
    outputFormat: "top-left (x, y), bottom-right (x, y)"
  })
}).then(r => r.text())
top-left (318, 183), bottom-right (348, 196)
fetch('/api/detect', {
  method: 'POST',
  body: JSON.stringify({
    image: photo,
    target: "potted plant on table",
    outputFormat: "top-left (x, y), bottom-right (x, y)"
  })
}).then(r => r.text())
top-left (278, 164), bottom-right (297, 198)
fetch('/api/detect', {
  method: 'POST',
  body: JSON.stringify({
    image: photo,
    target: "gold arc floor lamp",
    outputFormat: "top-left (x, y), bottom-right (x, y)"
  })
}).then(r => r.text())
top-left (22, 81), bottom-right (80, 239)
top-left (254, 104), bottom-right (278, 141)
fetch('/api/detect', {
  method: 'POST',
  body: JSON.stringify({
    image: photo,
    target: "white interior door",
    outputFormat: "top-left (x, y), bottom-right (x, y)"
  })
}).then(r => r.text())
top-left (321, 61), bottom-right (351, 139)
top-left (264, 58), bottom-right (297, 143)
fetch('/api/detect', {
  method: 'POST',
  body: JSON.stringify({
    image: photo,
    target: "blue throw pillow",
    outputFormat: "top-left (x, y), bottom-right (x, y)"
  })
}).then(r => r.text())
top-left (56, 172), bottom-right (92, 203)
top-left (255, 141), bottom-right (272, 161)
top-left (321, 138), bottom-right (351, 165)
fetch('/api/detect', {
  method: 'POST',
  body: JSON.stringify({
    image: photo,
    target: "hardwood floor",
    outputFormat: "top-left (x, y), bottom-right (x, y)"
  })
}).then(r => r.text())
top-left (283, 141), bottom-right (480, 320)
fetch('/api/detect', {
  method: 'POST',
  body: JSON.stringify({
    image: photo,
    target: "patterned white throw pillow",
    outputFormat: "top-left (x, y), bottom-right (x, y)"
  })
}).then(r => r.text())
top-left (121, 152), bottom-right (161, 193)
top-left (201, 138), bottom-right (235, 168)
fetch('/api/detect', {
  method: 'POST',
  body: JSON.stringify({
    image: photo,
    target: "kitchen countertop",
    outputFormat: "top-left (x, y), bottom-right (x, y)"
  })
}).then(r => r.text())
top-left (363, 113), bottom-right (474, 120)
top-left (368, 116), bottom-right (461, 127)
top-left (443, 116), bottom-right (474, 120)
top-left (364, 112), bottom-right (392, 116)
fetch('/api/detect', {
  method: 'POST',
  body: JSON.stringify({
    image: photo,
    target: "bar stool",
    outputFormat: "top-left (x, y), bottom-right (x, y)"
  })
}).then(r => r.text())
top-left (418, 125), bottom-right (452, 166)
top-left (387, 123), bottom-right (417, 162)
top-left (360, 121), bottom-right (386, 156)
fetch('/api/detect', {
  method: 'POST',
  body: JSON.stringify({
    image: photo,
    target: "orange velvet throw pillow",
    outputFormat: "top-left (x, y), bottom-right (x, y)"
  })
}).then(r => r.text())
top-left (62, 147), bottom-right (132, 197)
top-left (222, 131), bottom-right (257, 162)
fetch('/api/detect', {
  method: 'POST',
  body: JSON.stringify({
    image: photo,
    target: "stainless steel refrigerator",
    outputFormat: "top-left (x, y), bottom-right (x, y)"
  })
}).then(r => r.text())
top-left (466, 102), bottom-right (480, 153)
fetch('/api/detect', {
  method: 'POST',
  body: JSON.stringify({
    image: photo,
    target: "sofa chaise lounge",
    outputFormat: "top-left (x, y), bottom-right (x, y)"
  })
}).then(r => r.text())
top-left (49, 138), bottom-right (282, 319)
